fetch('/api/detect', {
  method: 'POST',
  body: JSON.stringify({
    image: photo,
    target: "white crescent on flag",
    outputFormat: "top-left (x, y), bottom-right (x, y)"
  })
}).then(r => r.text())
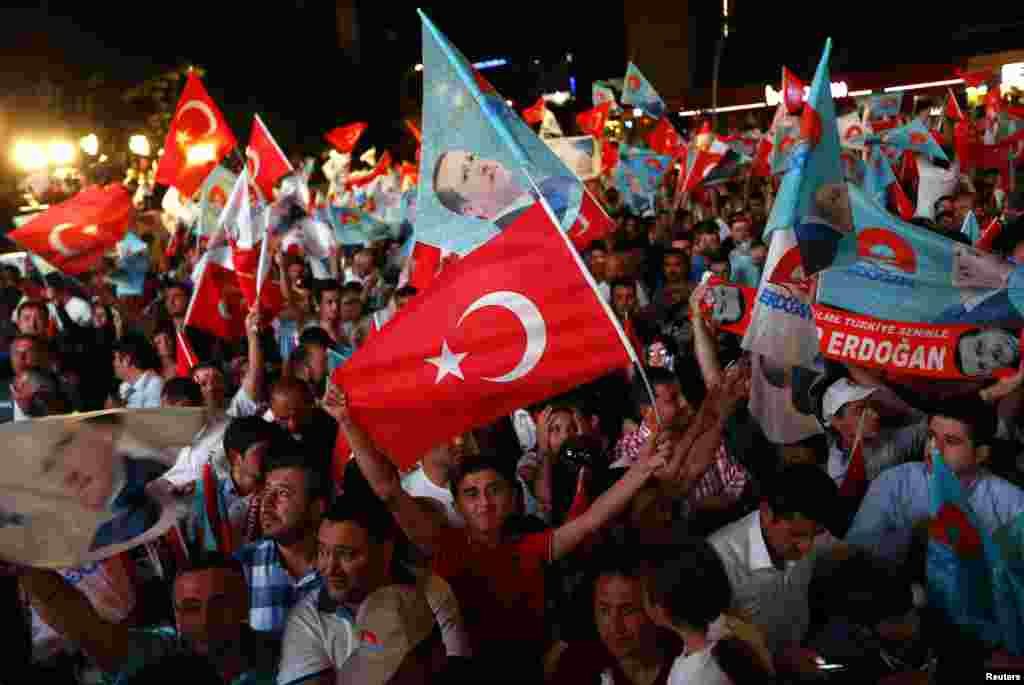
top-left (48, 223), bottom-right (77, 257)
top-left (457, 291), bottom-right (547, 383)
top-left (178, 100), bottom-right (218, 136)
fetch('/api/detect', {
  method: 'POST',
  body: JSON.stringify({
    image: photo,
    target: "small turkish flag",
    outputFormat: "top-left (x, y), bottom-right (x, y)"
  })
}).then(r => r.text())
top-left (567, 186), bottom-right (614, 251)
top-left (346, 151), bottom-right (393, 190)
top-left (976, 218), bottom-right (1003, 251)
top-left (838, 438), bottom-right (868, 500)
top-left (246, 115), bottom-right (293, 201)
top-left (8, 184), bottom-right (133, 274)
top-left (646, 116), bottom-right (682, 157)
top-left (956, 68), bottom-right (994, 88)
top-left (325, 122), bottom-right (368, 154)
top-left (184, 248), bottom-right (249, 341)
top-left (155, 72), bottom-right (238, 197)
top-left (782, 66), bottom-right (805, 115)
top-left (522, 97), bottom-right (546, 126)
top-left (176, 328), bottom-right (198, 377)
top-left (332, 202), bottom-right (633, 469)
top-left (889, 181), bottom-right (915, 221)
top-left (946, 90), bottom-right (964, 122)
top-left (232, 241), bottom-right (285, 322)
top-left (576, 102), bottom-right (611, 138)
top-left (601, 137), bottom-right (619, 176)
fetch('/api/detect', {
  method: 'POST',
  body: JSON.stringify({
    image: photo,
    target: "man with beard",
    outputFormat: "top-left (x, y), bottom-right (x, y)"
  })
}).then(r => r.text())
top-left (21, 552), bottom-right (278, 684)
top-left (277, 496), bottom-right (470, 685)
top-left (234, 452), bottom-right (328, 635)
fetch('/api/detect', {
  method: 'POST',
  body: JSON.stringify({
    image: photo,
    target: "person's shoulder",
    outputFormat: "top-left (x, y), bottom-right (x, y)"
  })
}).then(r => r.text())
top-left (978, 470), bottom-right (1024, 502)
top-left (708, 509), bottom-right (757, 549)
top-left (234, 537), bottom-right (274, 564)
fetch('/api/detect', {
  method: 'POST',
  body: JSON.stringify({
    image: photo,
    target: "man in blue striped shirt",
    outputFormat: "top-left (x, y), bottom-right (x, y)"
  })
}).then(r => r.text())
top-left (234, 452), bottom-right (327, 635)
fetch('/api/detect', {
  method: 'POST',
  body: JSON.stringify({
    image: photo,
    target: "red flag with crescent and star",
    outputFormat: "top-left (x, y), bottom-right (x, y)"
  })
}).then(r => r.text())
top-left (246, 115), bottom-right (293, 201)
top-left (8, 184), bottom-right (133, 275)
top-left (183, 247), bottom-right (248, 341)
top-left (155, 72), bottom-right (238, 198)
top-left (331, 201), bottom-right (633, 469)
top-left (782, 66), bottom-right (805, 115)
top-left (646, 116), bottom-right (683, 157)
top-left (325, 122), bottom-right (368, 154)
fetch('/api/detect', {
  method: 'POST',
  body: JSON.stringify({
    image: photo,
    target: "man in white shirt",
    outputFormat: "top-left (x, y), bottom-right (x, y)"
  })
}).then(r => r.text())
top-left (708, 464), bottom-right (840, 671)
top-left (111, 334), bottom-right (163, 409)
top-left (401, 436), bottom-right (469, 527)
top-left (278, 496), bottom-right (469, 685)
top-left (157, 378), bottom-right (232, 488)
top-left (44, 273), bottom-right (92, 329)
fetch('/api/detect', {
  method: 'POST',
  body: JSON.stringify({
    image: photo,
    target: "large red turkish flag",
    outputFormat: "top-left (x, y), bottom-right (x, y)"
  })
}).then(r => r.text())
top-left (8, 184), bottom-right (133, 274)
top-left (332, 202), bottom-right (633, 469)
top-left (184, 249), bottom-right (248, 341)
top-left (155, 72), bottom-right (237, 197)
top-left (247, 115), bottom-right (293, 201)
top-left (325, 122), bottom-right (368, 154)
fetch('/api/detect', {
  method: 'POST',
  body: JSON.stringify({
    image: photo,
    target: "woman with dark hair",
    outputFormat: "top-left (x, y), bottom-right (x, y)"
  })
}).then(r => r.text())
top-left (548, 546), bottom-right (682, 684)
top-left (644, 538), bottom-right (775, 684)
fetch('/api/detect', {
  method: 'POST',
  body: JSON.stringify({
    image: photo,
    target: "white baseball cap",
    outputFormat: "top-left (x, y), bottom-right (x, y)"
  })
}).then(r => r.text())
top-left (822, 378), bottom-right (878, 425)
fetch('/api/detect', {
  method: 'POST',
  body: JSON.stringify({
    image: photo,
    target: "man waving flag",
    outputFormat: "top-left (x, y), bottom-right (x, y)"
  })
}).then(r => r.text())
top-left (330, 11), bottom-right (638, 469)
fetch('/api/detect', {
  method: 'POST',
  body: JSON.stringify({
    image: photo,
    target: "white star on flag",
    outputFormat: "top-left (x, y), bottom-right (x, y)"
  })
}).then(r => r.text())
top-left (426, 340), bottom-right (468, 383)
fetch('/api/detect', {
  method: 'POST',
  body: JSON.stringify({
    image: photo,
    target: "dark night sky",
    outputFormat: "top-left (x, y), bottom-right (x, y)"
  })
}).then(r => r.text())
top-left (5, 1), bottom-right (1024, 155)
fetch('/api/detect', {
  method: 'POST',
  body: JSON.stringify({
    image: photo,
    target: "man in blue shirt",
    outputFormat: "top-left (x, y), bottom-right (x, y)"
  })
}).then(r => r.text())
top-left (21, 551), bottom-right (278, 684)
top-left (234, 451), bottom-right (327, 635)
top-left (846, 403), bottom-right (1024, 566)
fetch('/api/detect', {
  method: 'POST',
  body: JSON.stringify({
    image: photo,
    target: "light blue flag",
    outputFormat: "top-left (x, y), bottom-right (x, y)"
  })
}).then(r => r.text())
top-left (324, 206), bottom-right (395, 246)
top-left (863, 147), bottom-right (898, 207)
top-left (109, 232), bottom-right (150, 297)
top-left (859, 92), bottom-right (903, 119)
top-left (882, 118), bottom-right (949, 162)
top-left (613, 144), bottom-right (670, 217)
top-left (991, 511), bottom-right (1024, 655)
top-left (961, 210), bottom-right (981, 244)
top-left (196, 165), bottom-right (238, 237)
top-left (927, 449), bottom-right (1024, 654)
top-left (814, 183), bottom-right (1024, 326)
top-left (840, 149), bottom-right (866, 186)
top-left (414, 10), bottom-right (583, 257)
top-left (765, 38), bottom-right (843, 237)
top-left (593, 81), bottom-right (621, 114)
top-left (621, 62), bottom-right (665, 118)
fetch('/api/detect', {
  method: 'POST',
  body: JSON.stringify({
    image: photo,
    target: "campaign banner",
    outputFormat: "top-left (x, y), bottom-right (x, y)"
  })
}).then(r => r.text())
top-left (704, 279), bottom-right (1020, 380)
top-left (613, 144), bottom-right (671, 217)
top-left (545, 136), bottom-right (602, 181)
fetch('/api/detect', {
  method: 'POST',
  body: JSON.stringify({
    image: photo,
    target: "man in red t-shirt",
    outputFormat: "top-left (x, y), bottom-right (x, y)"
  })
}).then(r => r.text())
top-left (323, 385), bottom-right (670, 679)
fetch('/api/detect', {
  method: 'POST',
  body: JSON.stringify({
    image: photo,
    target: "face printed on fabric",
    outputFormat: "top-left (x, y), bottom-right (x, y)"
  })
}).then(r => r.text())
top-left (957, 328), bottom-right (1019, 377)
top-left (454, 469), bottom-right (517, 536)
top-left (193, 367), bottom-right (226, 408)
top-left (547, 410), bottom-right (578, 456)
top-left (928, 415), bottom-right (987, 476)
top-left (230, 441), bottom-right (269, 497)
top-left (708, 285), bottom-right (744, 325)
top-left (173, 568), bottom-right (249, 658)
top-left (813, 183), bottom-right (853, 232)
top-left (165, 287), bottom-right (189, 319)
top-left (761, 504), bottom-right (824, 563)
top-left (594, 574), bottom-right (656, 661)
top-left (952, 245), bottom-right (1013, 290)
top-left (17, 306), bottom-right (48, 337)
top-left (663, 254), bottom-right (687, 284)
top-left (433, 150), bottom-right (527, 221)
top-left (317, 520), bottom-right (393, 604)
top-left (261, 467), bottom-right (317, 545)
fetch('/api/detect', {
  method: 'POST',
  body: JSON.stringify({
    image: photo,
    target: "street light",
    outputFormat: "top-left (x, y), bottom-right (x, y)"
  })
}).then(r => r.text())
top-left (80, 134), bottom-right (99, 156)
top-left (129, 134), bottom-right (151, 157)
top-left (48, 140), bottom-right (75, 166)
top-left (12, 141), bottom-right (47, 171)
top-left (414, 63), bottom-right (424, 72)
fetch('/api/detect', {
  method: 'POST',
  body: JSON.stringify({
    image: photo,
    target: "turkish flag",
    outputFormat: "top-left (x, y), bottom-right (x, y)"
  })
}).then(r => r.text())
top-left (325, 122), bottom-right (368, 154)
top-left (567, 186), bottom-right (614, 251)
top-left (600, 137), bottom-right (619, 176)
top-left (176, 328), bottom-right (198, 377)
top-left (185, 249), bottom-right (249, 341)
top-left (957, 68), bottom-right (994, 88)
top-left (232, 242), bottom-right (285, 321)
top-left (408, 242), bottom-right (443, 292)
top-left (889, 181), bottom-right (915, 221)
top-left (522, 97), bottom-right (546, 126)
top-left (976, 218), bottom-right (1003, 251)
top-left (838, 439), bottom-right (868, 501)
top-left (246, 115), bottom-right (293, 201)
top-left (331, 202), bottom-right (632, 469)
top-left (576, 102), bottom-right (611, 137)
top-left (155, 72), bottom-right (238, 197)
top-left (752, 137), bottom-right (773, 177)
top-left (399, 161), bottom-right (419, 188)
top-left (646, 116), bottom-right (682, 157)
top-left (946, 90), bottom-right (964, 122)
top-left (782, 66), bottom-right (805, 115)
top-left (346, 151), bottom-right (393, 190)
top-left (8, 184), bottom-right (132, 275)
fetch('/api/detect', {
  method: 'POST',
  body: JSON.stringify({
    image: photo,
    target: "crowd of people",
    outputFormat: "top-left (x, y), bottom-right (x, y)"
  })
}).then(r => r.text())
top-left (0, 83), bottom-right (1023, 685)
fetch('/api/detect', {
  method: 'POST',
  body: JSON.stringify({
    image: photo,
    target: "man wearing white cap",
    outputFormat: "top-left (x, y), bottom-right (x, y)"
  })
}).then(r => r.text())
top-left (821, 378), bottom-right (927, 489)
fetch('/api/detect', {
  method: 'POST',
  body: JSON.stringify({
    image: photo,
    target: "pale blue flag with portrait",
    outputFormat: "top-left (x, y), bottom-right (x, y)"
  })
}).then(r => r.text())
top-left (414, 9), bottom-right (583, 257)
top-left (621, 62), bottom-right (665, 118)
top-left (613, 144), bottom-right (670, 217)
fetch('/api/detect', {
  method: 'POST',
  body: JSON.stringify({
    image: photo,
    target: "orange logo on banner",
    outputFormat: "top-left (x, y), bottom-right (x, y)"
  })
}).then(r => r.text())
top-left (857, 228), bottom-right (917, 273)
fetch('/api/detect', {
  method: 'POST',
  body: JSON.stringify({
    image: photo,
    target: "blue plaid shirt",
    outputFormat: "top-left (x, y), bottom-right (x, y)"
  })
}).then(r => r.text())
top-left (234, 539), bottom-right (322, 635)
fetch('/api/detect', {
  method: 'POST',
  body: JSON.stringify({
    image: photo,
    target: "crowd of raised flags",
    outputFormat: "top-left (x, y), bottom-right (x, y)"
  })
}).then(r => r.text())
top-left (1, 11), bottom-right (1024, 683)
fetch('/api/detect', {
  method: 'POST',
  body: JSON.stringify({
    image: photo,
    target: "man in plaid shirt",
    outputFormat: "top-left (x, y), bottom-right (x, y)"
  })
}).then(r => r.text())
top-left (234, 451), bottom-right (326, 635)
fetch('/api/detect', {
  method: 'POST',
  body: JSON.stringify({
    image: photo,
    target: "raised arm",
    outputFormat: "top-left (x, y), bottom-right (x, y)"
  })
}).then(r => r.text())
top-left (551, 433), bottom-right (670, 561)
top-left (20, 568), bottom-right (133, 673)
top-left (322, 385), bottom-right (444, 553)
top-left (689, 281), bottom-right (723, 390)
top-left (241, 307), bottom-right (265, 404)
